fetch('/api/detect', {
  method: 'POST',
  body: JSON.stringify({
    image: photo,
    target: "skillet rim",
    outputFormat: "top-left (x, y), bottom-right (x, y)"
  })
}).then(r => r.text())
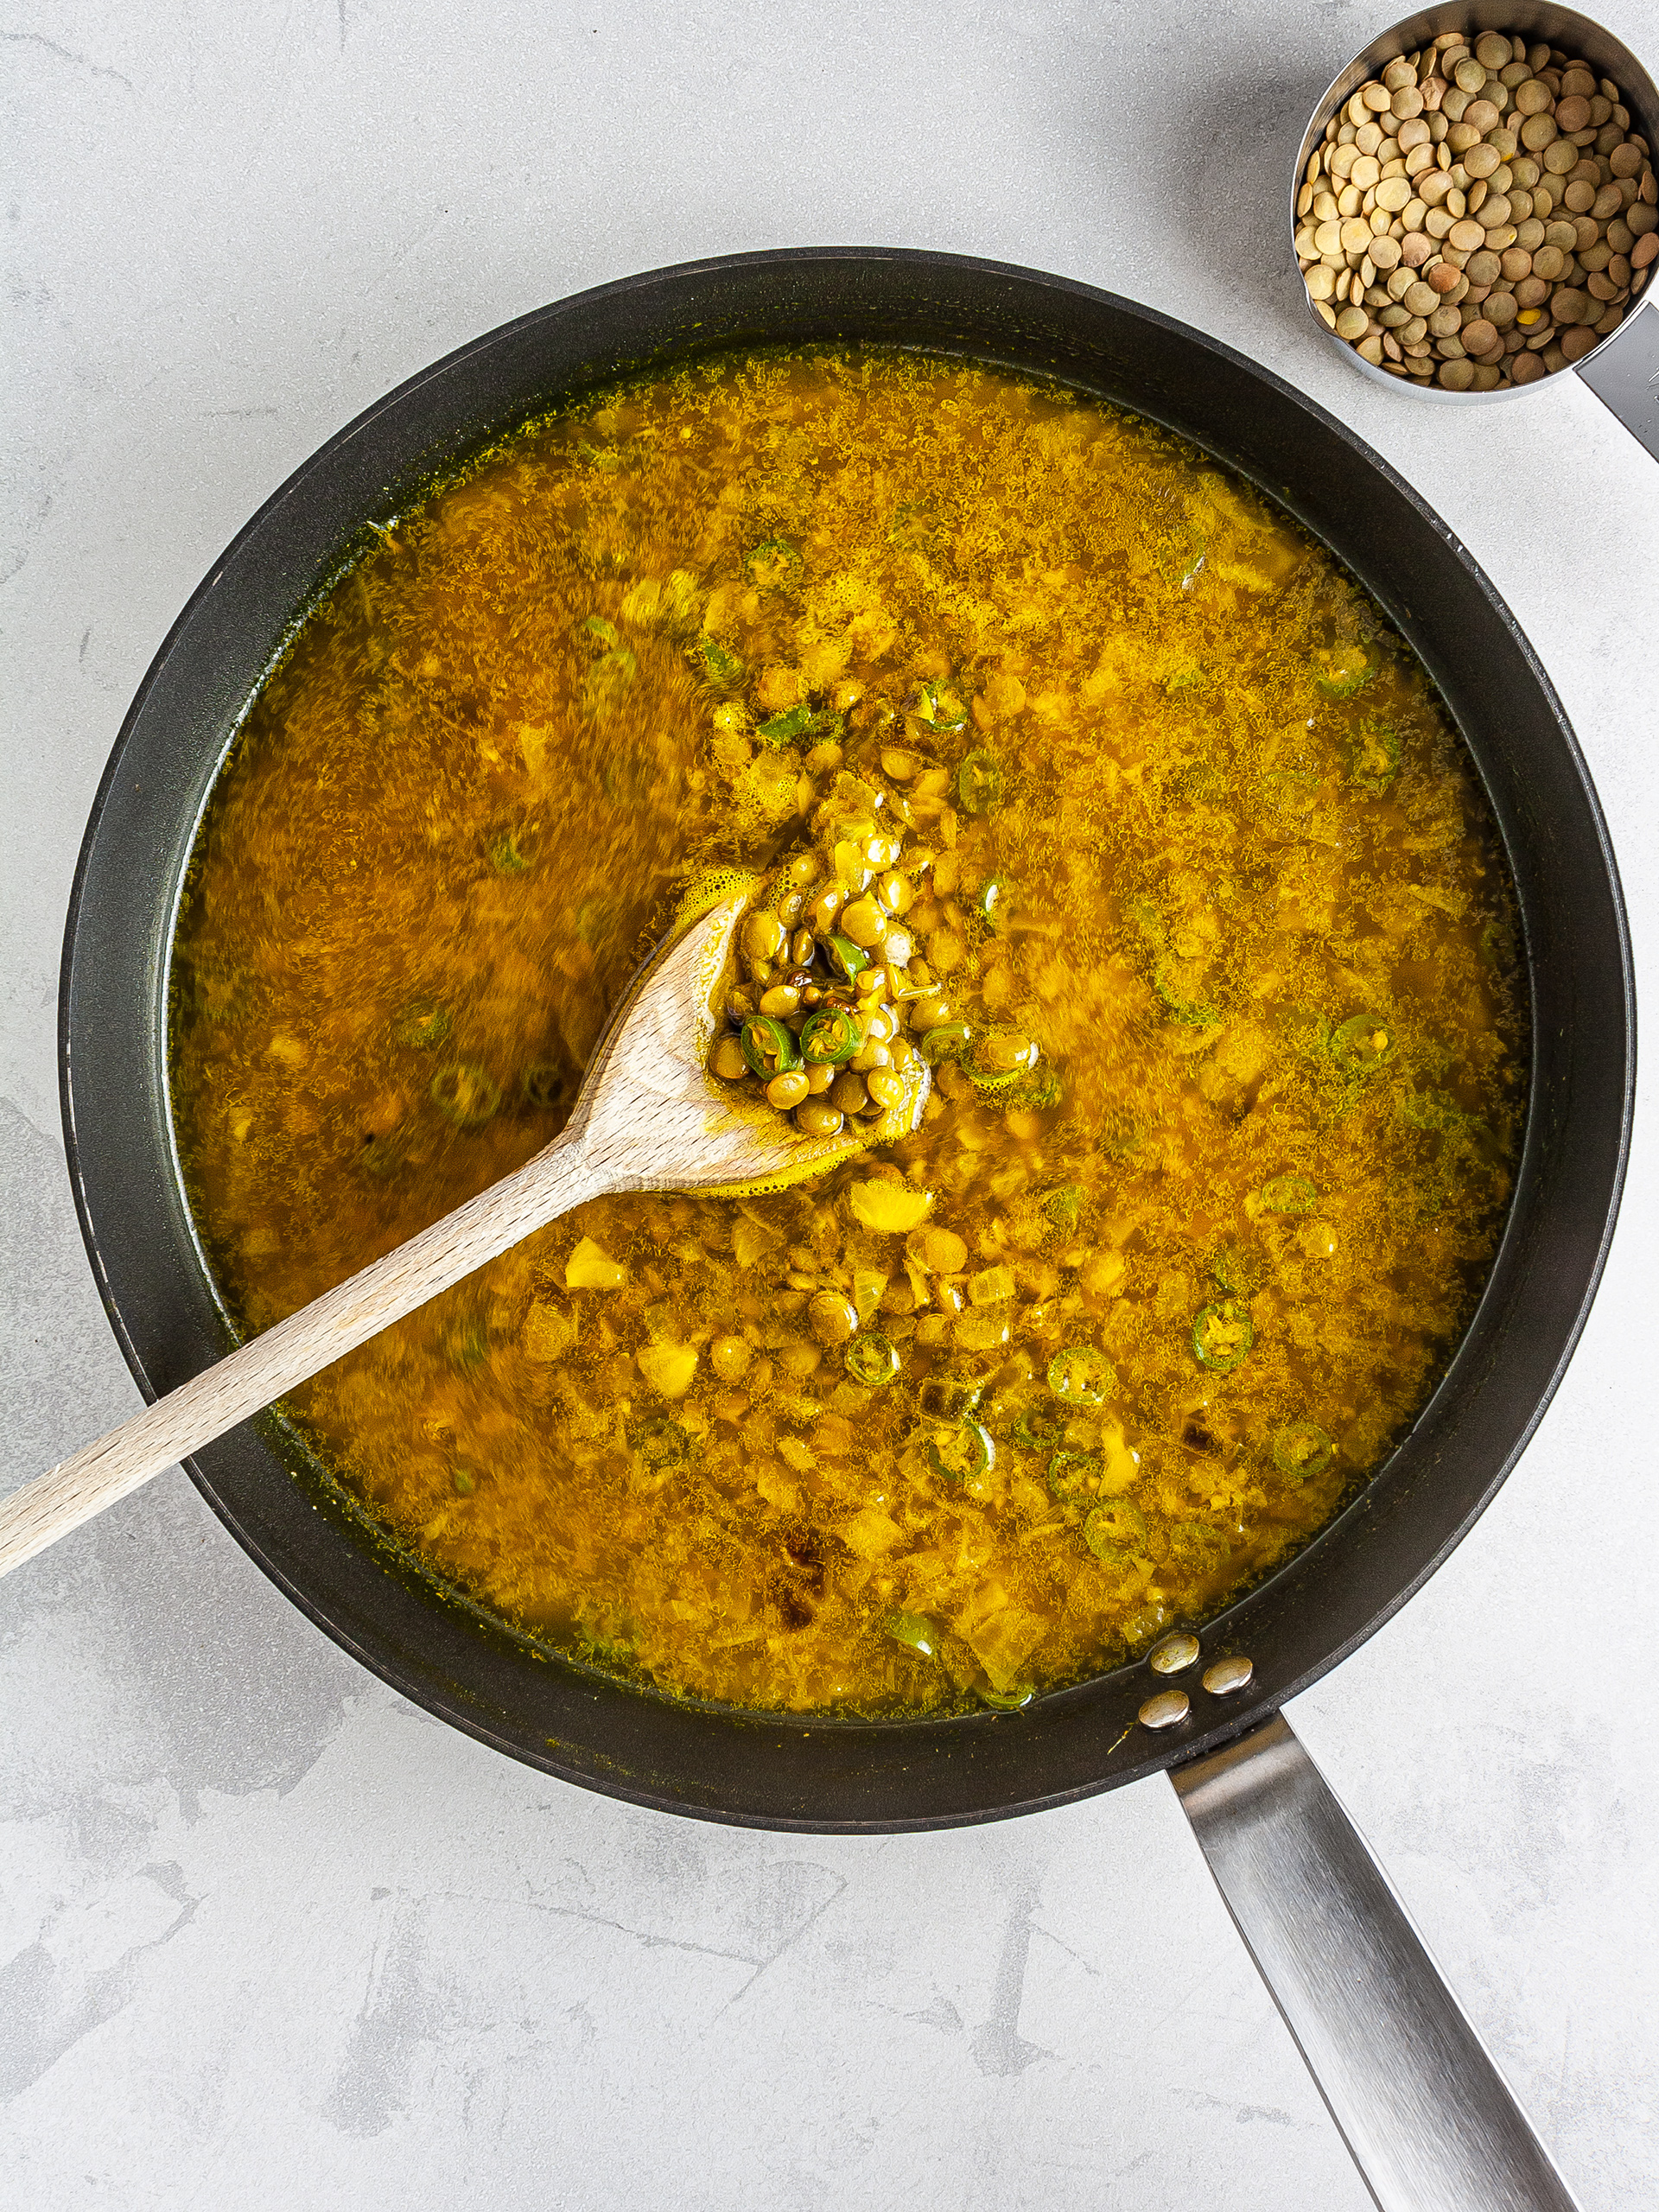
top-left (56, 247), bottom-right (1636, 1829)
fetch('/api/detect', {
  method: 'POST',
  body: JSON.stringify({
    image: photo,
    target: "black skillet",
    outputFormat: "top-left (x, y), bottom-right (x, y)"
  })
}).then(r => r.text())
top-left (59, 252), bottom-right (1634, 2209)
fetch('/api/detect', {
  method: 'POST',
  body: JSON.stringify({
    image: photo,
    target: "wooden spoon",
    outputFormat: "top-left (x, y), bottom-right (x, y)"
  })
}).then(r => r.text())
top-left (0, 887), bottom-right (925, 1577)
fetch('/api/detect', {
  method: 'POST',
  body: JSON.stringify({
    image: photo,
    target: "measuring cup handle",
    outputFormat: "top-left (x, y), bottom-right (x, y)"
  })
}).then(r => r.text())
top-left (1577, 299), bottom-right (1659, 461)
top-left (1171, 1713), bottom-right (1580, 2212)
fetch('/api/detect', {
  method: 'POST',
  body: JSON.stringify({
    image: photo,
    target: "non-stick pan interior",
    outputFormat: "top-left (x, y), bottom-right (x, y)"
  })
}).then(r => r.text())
top-left (60, 251), bottom-right (1633, 1829)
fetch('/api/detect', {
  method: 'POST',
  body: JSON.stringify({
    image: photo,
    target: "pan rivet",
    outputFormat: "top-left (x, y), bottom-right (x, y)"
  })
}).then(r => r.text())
top-left (1139, 1689), bottom-right (1190, 1730)
top-left (1202, 1656), bottom-right (1254, 1696)
top-left (1149, 1631), bottom-right (1201, 1675)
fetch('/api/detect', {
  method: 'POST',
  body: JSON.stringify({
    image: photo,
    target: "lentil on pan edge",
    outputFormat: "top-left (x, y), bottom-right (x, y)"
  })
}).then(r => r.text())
top-left (168, 348), bottom-right (1527, 1716)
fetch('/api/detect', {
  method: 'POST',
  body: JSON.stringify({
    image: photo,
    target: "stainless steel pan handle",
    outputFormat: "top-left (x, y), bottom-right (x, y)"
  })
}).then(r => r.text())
top-left (1173, 1716), bottom-right (1580, 2212)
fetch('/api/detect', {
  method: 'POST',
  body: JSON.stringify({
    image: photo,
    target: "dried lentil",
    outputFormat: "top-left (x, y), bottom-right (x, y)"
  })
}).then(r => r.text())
top-left (1297, 28), bottom-right (1654, 389)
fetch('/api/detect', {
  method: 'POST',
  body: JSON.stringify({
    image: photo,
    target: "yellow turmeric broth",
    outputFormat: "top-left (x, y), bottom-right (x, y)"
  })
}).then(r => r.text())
top-left (169, 349), bottom-right (1526, 1714)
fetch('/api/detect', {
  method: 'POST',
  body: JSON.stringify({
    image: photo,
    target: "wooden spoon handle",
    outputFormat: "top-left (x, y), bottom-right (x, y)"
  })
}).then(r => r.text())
top-left (0, 1135), bottom-right (607, 1578)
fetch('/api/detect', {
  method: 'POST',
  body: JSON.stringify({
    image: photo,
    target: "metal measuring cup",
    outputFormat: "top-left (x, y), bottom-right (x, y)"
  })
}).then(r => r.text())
top-left (1293, 4), bottom-right (1659, 458)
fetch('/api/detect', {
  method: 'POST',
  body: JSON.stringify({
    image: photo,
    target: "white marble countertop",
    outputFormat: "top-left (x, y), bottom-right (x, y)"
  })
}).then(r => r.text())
top-left (4, 4), bottom-right (1656, 2205)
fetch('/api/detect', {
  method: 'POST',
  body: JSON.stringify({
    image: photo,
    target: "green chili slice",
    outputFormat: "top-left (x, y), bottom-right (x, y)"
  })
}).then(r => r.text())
top-left (845, 1332), bottom-right (900, 1387)
top-left (1349, 719), bottom-right (1401, 793)
top-left (452, 1465), bottom-right (478, 1497)
top-left (486, 825), bottom-right (537, 874)
top-left (756, 702), bottom-right (815, 747)
top-left (887, 1609), bottom-right (938, 1657)
top-left (1272, 1421), bottom-right (1334, 1482)
top-left (969, 1029), bottom-right (1041, 1089)
top-left (926, 1416), bottom-right (995, 1484)
top-left (1047, 1345), bottom-right (1116, 1408)
top-left (740, 1016), bottom-right (801, 1080)
top-left (1260, 1174), bottom-right (1319, 1213)
top-left (914, 678), bottom-right (968, 732)
top-left (1008, 1064), bottom-right (1064, 1113)
top-left (1167, 1519), bottom-right (1228, 1573)
top-left (956, 749), bottom-right (1004, 816)
top-left (919, 1022), bottom-right (972, 1065)
top-left (696, 634), bottom-right (744, 686)
top-left (1042, 1184), bottom-right (1084, 1234)
top-left (430, 1064), bottom-right (501, 1127)
top-left (391, 1000), bottom-right (452, 1051)
top-left (801, 1007), bottom-right (863, 1065)
top-left (1013, 1404), bottom-right (1064, 1452)
top-left (823, 934), bottom-right (870, 982)
top-left (747, 536), bottom-right (801, 588)
top-left (1084, 1498), bottom-right (1147, 1561)
top-left (1047, 1449), bottom-right (1102, 1501)
top-left (977, 1687), bottom-right (1034, 1711)
top-left (1331, 1013), bottom-right (1396, 1076)
top-left (1153, 961), bottom-right (1219, 1027)
top-left (1192, 1300), bottom-right (1254, 1373)
top-left (357, 1132), bottom-right (407, 1182)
